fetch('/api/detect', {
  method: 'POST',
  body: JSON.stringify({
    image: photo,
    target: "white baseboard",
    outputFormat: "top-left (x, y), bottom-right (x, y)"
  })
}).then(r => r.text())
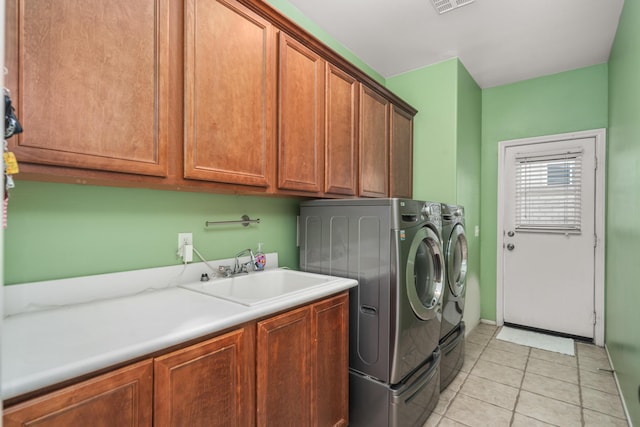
top-left (605, 344), bottom-right (634, 427)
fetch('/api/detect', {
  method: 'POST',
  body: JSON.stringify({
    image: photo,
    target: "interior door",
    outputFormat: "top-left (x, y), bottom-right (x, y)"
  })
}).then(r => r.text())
top-left (502, 137), bottom-right (596, 338)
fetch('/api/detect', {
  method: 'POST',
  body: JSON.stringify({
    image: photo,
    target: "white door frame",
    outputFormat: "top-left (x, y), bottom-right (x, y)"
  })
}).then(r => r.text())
top-left (496, 128), bottom-right (606, 346)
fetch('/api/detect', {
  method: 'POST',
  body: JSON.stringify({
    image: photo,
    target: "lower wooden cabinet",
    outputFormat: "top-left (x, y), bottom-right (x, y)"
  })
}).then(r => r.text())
top-left (3, 293), bottom-right (348, 427)
top-left (257, 305), bottom-right (311, 425)
top-left (154, 327), bottom-right (255, 427)
top-left (3, 360), bottom-right (153, 427)
top-left (311, 293), bottom-right (349, 427)
top-left (257, 292), bottom-right (348, 427)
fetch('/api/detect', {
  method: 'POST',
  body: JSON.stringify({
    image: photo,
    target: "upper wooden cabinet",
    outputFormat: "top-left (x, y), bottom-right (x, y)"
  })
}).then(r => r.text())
top-left (3, 360), bottom-right (153, 427)
top-left (184, 0), bottom-right (276, 188)
top-left (6, 0), bottom-right (416, 197)
top-left (277, 33), bottom-right (326, 193)
top-left (325, 64), bottom-right (359, 196)
top-left (5, 0), bottom-right (170, 177)
top-left (359, 85), bottom-right (390, 198)
top-left (390, 104), bottom-right (414, 199)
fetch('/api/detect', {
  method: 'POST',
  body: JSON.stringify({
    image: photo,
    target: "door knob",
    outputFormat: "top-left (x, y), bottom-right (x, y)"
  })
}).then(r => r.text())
top-left (506, 243), bottom-right (515, 251)
top-left (507, 231), bottom-right (515, 237)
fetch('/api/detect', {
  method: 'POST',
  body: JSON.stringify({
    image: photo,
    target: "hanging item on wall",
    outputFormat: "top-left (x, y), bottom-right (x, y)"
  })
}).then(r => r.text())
top-left (4, 91), bottom-right (23, 139)
top-left (3, 87), bottom-right (23, 229)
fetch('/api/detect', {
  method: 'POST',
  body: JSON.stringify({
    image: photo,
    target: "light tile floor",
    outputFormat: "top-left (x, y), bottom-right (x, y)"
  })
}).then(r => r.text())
top-left (424, 324), bottom-right (630, 427)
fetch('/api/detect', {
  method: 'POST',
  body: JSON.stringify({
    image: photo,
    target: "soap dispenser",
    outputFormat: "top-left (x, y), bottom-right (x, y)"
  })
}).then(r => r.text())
top-left (255, 243), bottom-right (266, 271)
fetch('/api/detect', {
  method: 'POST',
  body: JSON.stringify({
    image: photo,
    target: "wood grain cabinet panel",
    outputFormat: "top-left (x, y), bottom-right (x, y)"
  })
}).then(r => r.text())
top-left (256, 292), bottom-right (349, 426)
top-left (311, 293), bottom-right (349, 427)
top-left (325, 64), bottom-right (359, 196)
top-left (184, 0), bottom-right (276, 188)
top-left (5, 0), bottom-right (415, 196)
top-left (390, 105), bottom-right (414, 198)
top-left (154, 326), bottom-right (255, 427)
top-left (3, 360), bottom-right (153, 427)
top-left (257, 306), bottom-right (311, 426)
top-left (7, 0), bottom-right (170, 177)
top-left (359, 85), bottom-right (390, 197)
top-left (278, 33), bottom-right (326, 193)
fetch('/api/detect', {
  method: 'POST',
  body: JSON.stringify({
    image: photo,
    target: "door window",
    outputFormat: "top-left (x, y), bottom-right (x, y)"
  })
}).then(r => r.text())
top-left (514, 149), bottom-right (583, 233)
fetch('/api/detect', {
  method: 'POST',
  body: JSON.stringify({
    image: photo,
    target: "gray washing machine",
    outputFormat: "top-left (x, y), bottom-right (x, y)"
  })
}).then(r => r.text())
top-left (299, 198), bottom-right (444, 427)
top-left (439, 204), bottom-right (468, 390)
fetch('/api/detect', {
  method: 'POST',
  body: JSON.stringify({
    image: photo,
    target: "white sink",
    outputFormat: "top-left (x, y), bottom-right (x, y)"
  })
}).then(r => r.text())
top-left (179, 269), bottom-right (345, 306)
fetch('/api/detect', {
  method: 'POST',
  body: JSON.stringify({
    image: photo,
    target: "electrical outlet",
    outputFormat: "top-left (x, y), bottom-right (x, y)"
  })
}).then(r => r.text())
top-left (178, 233), bottom-right (193, 255)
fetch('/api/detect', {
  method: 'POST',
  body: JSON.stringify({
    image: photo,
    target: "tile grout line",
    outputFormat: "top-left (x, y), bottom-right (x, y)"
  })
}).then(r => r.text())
top-left (576, 340), bottom-right (586, 427)
top-left (508, 344), bottom-right (531, 427)
top-left (435, 327), bottom-right (496, 427)
top-left (453, 327), bottom-right (629, 427)
top-left (576, 343), bottom-right (630, 424)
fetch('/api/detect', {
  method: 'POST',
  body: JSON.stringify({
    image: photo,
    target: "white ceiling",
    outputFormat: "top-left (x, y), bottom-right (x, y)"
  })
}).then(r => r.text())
top-left (286, 0), bottom-right (625, 88)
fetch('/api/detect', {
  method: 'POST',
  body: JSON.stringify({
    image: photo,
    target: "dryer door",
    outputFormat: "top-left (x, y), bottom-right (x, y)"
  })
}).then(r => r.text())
top-left (406, 226), bottom-right (444, 320)
top-left (446, 223), bottom-right (468, 297)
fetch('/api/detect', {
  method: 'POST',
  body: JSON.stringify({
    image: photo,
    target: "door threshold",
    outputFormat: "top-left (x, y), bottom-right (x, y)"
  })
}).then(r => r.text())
top-left (503, 322), bottom-right (592, 344)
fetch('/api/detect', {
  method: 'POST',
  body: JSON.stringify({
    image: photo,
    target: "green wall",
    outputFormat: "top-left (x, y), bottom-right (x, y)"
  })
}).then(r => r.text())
top-left (266, 0), bottom-right (385, 85)
top-left (4, 182), bottom-right (301, 284)
top-left (455, 62), bottom-right (482, 327)
top-left (387, 59), bottom-right (482, 328)
top-left (480, 64), bottom-right (609, 320)
top-left (607, 0), bottom-right (640, 421)
top-left (386, 59), bottom-right (458, 204)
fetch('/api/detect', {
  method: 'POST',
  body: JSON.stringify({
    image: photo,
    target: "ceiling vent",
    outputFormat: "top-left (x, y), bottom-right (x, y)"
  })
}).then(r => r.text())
top-left (431, 0), bottom-right (475, 14)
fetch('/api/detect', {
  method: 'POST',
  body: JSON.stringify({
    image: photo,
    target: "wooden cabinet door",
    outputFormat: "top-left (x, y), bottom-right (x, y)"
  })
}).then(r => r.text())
top-left (184, 0), bottom-right (276, 187)
top-left (390, 104), bottom-right (414, 198)
top-left (278, 33), bottom-right (325, 193)
top-left (257, 306), bottom-right (311, 426)
top-left (325, 64), bottom-right (359, 196)
top-left (3, 360), bottom-right (153, 427)
top-left (359, 85), bottom-right (390, 197)
top-left (311, 292), bottom-right (349, 427)
top-left (6, 0), bottom-right (170, 177)
top-left (154, 326), bottom-right (255, 427)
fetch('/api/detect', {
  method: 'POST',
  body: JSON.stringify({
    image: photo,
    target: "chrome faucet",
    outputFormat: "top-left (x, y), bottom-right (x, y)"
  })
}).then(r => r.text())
top-left (233, 248), bottom-right (256, 275)
top-left (215, 248), bottom-right (257, 277)
top-left (217, 265), bottom-right (234, 278)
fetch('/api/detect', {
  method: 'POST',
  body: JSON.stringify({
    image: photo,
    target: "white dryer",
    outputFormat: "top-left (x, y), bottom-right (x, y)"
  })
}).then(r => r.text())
top-left (299, 198), bottom-right (444, 427)
top-left (439, 204), bottom-right (468, 390)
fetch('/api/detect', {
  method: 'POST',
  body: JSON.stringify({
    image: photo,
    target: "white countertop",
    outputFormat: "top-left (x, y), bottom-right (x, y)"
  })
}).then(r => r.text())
top-left (2, 262), bottom-right (357, 400)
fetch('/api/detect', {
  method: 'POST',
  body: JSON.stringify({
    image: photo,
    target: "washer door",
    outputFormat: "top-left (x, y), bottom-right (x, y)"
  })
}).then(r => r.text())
top-left (406, 226), bottom-right (444, 320)
top-left (446, 223), bottom-right (468, 297)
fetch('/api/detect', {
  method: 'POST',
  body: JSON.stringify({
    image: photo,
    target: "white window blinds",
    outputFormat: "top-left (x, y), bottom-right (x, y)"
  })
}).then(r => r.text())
top-left (515, 150), bottom-right (583, 233)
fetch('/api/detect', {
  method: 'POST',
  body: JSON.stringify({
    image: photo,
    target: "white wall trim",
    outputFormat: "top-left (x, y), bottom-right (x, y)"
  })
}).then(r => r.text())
top-left (605, 344), bottom-right (634, 426)
top-left (496, 128), bottom-right (606, 346)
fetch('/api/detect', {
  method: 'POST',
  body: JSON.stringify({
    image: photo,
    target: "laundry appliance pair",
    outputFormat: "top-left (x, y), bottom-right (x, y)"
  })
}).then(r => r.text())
top-left (299, 198), bottom-right (446, 427)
